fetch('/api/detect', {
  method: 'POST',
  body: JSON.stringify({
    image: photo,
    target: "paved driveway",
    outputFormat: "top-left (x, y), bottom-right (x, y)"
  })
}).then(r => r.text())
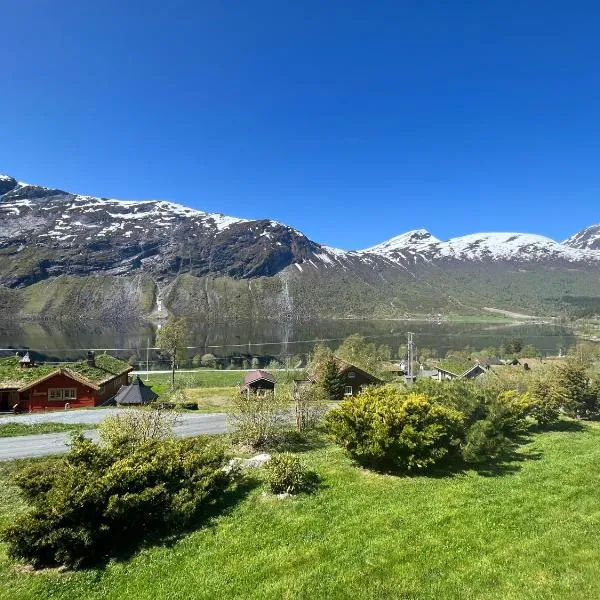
top-left (0, 410), bottom-right (228, 461)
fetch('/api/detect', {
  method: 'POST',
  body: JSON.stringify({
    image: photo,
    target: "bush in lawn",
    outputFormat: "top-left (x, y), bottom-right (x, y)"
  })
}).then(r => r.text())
top-left (228, 390), bottom-right (287, 449)
top-left (292, 383), bottom-right (328, 431)
top-left (326, 385), bottom-right (464, 471)
top-left (98, 408), bottom-right (178, 450)
top-left (460, 392), bottom-right (529, 463)
top-left (2, 435), bottom-right (231, 569)
top-left (551, 362), bottom-right (590, 417)
top-left (266, 453), bottom-right (315, 495)
top-left (528, 379), bottom-right (561, 426)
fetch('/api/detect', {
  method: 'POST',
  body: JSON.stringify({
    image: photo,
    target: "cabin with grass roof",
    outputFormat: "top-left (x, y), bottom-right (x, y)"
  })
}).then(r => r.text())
top-left (0, 351), bottom-right (132, 412)
top-left (435, 358), bottom-right (487, 381)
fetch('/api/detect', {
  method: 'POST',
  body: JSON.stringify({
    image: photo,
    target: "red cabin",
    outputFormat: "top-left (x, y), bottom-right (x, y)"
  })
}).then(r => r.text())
top-left (0, 352), bottom-right (132, 413)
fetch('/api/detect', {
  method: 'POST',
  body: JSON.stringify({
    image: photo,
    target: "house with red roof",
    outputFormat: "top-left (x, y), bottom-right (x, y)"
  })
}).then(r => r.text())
top-left (240, 370), bottom-right (277, 396)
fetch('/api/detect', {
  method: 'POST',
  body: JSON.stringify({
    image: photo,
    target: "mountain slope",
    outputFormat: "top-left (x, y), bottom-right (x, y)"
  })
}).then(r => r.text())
top-left (362, 229), bottom-right (600, 264)
top-left (563, 225), bottom-right (600, 250)
top-left (0, 174), bottom-right (356, 287)
top-left (1, 172), bottom-right (600, 321)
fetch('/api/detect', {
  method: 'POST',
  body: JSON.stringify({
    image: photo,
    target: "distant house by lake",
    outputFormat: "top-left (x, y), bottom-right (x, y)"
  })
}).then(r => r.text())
top-left (434, 358), bottom-right (488, 381)
top-left (241, 370), bottom-right (277, 395)
top-left (334, 359), bottom-right (382, 396)
top-left (0, 352), bottom-right (132, 412)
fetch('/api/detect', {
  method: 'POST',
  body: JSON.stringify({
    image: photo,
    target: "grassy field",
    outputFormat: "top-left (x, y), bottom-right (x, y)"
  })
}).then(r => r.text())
top-left (185, 387), bottom-right (235, 413)
top-left (1, 420), bottom-right (600, 599)
top-left (0, 423), bottom-right (92, 438)
top-left (141, 369), bottom-right (304, 396)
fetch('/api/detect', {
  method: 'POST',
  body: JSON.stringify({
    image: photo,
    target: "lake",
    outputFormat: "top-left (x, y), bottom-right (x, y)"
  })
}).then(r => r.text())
top-left (0, 319), bottom-right (577, 369)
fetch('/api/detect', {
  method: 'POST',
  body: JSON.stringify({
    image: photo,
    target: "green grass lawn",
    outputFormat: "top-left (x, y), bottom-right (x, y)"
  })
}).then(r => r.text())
top-left (2, 423), bottom-right (600, 599)
top-left (143, 369), bottom-right (304, 396)
top-left (0, 423), bottom-right (92, 438)
top-left (185, 387), bottom-right (234, 413)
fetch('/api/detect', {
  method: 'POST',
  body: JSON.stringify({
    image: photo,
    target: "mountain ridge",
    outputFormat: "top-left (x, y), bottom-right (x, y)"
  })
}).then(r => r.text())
top-left (1, 172), bottom-right (599, 321)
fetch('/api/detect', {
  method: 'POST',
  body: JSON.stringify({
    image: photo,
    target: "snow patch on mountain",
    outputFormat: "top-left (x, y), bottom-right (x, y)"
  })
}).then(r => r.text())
top-left (364, 230), bottom-right (600, 263)
top-left (361, 229), bottom-right (441, 255)
top-left (563, 225), bottom-right (600, 250)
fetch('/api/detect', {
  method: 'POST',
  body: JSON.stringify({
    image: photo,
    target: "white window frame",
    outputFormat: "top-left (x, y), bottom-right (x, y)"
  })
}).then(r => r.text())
top-left (344, 385), bottom-right (353, 396)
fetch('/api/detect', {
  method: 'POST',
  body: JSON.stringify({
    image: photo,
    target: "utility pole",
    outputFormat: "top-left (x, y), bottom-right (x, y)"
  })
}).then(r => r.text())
top-left (407, 332), bottom-right (415, 384)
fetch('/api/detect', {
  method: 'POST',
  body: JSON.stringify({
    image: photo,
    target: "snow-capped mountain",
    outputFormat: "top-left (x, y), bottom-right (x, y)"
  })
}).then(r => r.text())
top-left (0, 173), bottom-right (352, 286)
top-left (1, 171), bottom-right (599, 321)
top-left (362, 229), bottom-right (600, 264)
top-left (563, 224), bottom-right (600, 250)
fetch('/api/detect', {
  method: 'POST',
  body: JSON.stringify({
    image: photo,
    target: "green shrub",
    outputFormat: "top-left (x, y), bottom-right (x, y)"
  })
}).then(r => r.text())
top-left (528, 380), bottom-right (561, 426)
top-left (2, 435), bottom-right (231, 569)
top-left (326, 386), bottom-right (464, 471)
top-left (266, 453), bottom-right (315, 495)
top-left (461, 418), bottom-right (512, 463)
top-left (200, 353), bottom-right (218, 368)
top-left (98, 408), bottom-right (178, 450)
top-left (460, 393), bottom-right (528, 464)
top-left (228, 391), bottom-right (287, 449)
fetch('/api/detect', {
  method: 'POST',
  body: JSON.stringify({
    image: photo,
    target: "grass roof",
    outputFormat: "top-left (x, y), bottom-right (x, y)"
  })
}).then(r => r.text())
top-left (68, 354), bottom-right (132, 385)
top-left (0, 354), bottom-right (131, 390)
top-left (437, 358), bottom-right (477, 377)
top-left (0, 357), bottom-right (57, 389)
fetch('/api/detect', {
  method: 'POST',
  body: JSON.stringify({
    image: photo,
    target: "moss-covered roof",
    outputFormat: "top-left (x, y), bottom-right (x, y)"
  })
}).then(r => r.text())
top-left (437, 358), bottom-right (477, 377)
top-left (0, 354), bottom-right (132, 390)
top-left (0, 357), bottom-right (57, 389)
top-left (67, 354), bottom-right (132, 385)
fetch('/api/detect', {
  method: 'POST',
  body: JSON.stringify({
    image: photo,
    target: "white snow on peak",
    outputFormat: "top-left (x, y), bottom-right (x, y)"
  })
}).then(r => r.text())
top-left (63, 195), bottom-right (250, 232)
top-left (361, 229), bottom-right (441, 255)
top-left (563, 225), bottom-right (600, 249)
top-left (0, 174), bottom-right (15, 182)
top-left (361, 230), bottom-right (600, 263)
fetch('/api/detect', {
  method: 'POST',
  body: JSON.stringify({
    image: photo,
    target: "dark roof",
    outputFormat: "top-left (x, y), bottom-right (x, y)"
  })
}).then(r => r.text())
top-left (114, 377), bottom-right (158, 405)
top-left (462, 364), bottom-right (487, 378)
top-left (481, 356), bottom-right (503, 367)
top-left (243, 370), bottom-right (277, 385)
top-left (333, 358), bottom-right (383, 384)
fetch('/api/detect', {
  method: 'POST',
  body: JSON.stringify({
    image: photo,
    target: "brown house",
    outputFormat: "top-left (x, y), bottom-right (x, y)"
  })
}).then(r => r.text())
top-left (334, 358), bottom-right (382, 396)
top-left (300, 358), bottom-right (382, 398)
top-left (241, 370), bottom-right (277, 396)
top-left (0, 352), bottom-right (132, 413)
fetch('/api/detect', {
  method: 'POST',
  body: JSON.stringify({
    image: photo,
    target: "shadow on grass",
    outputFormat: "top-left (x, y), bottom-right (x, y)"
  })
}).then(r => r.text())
top-left (530, 419), bottom-right (586, 433)
top-left (351, 430), bottom-right (545, 480)
top-left (96, 474), bottom-right (262, 569)
top-left (269, 428), bottom-right (330, 454)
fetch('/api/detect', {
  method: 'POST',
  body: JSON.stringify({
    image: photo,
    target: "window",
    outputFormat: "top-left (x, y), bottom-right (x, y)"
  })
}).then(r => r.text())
top-left (344, 386), bottom-right (353, 396)
top-left (348, 371), bottom-right (356, 379)
top-left (48, 388), bottom-right (77, 401)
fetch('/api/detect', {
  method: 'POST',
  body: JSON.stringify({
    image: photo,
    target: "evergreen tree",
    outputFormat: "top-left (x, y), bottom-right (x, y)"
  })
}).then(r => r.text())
top-left (321, 357), bottom-right (345, 400)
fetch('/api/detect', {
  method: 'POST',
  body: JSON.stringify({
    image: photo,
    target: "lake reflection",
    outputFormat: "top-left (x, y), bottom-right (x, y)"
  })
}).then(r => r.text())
top-left (0, 319), bottom-right (576, 368)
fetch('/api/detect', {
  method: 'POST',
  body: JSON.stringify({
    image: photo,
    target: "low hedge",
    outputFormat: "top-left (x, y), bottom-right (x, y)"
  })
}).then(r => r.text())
top-left (2, 435), bottom-right (231, 568)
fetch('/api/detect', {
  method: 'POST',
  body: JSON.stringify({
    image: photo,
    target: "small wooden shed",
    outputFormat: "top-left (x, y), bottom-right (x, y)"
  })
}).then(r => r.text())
top-left (241, 370), bottom-right (276, 395)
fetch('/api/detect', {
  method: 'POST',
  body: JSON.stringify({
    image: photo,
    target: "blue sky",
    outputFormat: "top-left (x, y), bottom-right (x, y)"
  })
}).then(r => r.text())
top-left (1, 1), bottom-right (599, 250)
